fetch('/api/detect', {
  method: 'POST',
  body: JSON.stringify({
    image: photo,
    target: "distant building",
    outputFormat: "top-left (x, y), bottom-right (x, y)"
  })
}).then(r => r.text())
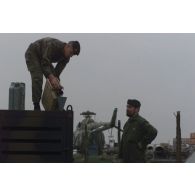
top-left (190, 133), bottom-right (195, 145)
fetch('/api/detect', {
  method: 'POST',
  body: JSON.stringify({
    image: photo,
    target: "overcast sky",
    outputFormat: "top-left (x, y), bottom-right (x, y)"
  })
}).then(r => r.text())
top-left (0, 33), bottom-right (195, 144)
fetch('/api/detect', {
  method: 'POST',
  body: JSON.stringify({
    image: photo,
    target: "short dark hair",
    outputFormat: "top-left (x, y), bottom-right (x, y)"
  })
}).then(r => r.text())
top-left (127, 99), bottom-right (141, 108)
top-left (68, 41), bottom-right (80, 55)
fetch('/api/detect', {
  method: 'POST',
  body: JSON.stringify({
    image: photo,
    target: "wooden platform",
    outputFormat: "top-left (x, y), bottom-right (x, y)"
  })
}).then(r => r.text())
top-left (0, 110), bottom-right (73, 163)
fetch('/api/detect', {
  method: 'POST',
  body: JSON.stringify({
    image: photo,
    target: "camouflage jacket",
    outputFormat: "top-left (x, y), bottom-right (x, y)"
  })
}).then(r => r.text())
top-left (26, 37), bottom-right (70, 78)
top-left (119, 114), bottom-right (157, 162)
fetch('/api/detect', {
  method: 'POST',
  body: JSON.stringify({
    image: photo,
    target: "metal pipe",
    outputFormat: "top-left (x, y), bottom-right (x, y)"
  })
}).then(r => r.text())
top-left (176, 111), bottom-right (182, 163)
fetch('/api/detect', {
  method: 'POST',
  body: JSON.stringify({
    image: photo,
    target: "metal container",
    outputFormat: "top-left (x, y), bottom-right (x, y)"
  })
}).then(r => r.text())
top-left (42, 80), bottom-right (67, 111)
top-left (9, 82), bottom-right (25, 110)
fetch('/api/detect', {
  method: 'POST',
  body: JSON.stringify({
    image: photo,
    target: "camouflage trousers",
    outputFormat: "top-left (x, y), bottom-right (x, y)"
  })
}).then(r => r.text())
top-left (25, 47), bottom-right (56, 104)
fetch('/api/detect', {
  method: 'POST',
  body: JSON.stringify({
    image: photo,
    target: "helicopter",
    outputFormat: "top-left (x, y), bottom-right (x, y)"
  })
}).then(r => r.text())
top-left (73, 108), bottom-right (118, 156)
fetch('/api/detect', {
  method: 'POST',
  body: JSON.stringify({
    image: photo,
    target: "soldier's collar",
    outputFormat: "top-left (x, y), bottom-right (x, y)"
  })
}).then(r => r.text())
top-left (129, 113), bottom-right (139, 121)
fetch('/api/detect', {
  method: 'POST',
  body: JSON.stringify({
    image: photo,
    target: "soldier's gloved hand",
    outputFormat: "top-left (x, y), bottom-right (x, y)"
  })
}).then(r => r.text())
top-left (48, 74), bottom-right (63, 90)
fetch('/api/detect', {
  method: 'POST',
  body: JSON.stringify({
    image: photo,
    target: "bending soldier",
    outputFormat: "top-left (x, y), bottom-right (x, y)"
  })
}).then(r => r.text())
top-left (25, 37), bottom-right (80, 110)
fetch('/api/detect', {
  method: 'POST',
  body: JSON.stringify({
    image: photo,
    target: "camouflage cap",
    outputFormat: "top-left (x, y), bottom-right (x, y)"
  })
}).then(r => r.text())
top-left (68, 41), bottom-right (80, 55)
top-left (127, 99), bottom-right (141, 108)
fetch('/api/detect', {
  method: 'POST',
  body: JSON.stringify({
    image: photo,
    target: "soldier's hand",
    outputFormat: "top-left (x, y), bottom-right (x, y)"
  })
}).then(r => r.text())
top-left (48, 74), bottom-right (63, 90)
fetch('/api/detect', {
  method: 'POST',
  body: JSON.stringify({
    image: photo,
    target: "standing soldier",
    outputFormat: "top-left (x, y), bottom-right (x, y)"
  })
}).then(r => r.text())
top-left (25, 37), bottom-right (80, 110)
top-left (119, 99), bottom-right (157, 163)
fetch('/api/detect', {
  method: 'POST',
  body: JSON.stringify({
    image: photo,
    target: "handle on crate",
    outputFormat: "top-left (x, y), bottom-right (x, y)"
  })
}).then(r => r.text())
top-left (66, 105), bottom-right (73, 111)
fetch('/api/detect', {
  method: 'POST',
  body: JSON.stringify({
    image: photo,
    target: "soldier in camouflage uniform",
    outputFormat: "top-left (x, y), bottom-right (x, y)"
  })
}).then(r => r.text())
top-left (25, 37), bottom-right (80, 110)
top-left (119, 99), bottom-right (157, 163)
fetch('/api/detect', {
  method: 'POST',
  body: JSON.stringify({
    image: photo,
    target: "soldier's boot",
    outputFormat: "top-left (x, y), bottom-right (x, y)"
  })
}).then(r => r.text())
top-left (33, 102), bottom-right (41, 111)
